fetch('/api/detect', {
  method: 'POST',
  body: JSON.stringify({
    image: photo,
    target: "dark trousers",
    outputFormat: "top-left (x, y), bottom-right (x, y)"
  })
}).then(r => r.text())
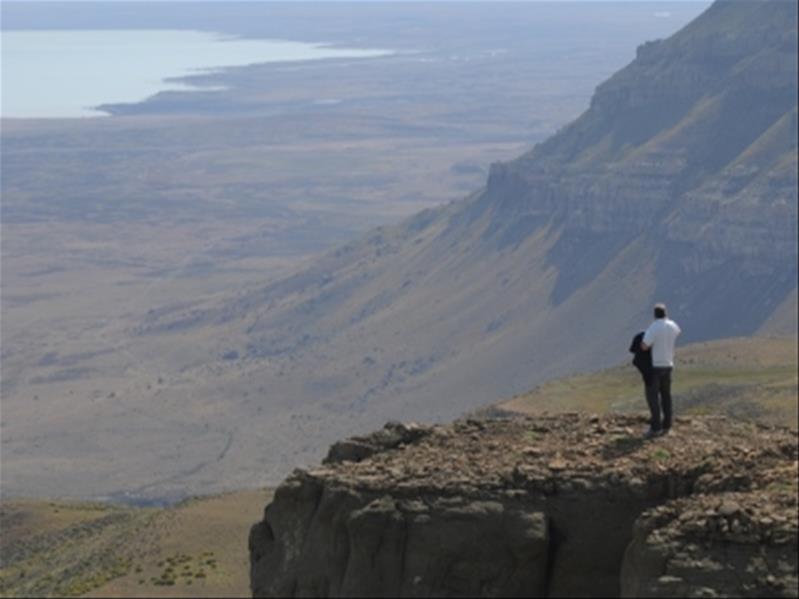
top-left (645, 367), bottom-right (673, 431)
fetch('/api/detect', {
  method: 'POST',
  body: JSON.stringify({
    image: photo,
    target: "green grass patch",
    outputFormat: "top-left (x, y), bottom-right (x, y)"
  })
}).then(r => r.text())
top-left (652, 448), bottom-right (671, 461)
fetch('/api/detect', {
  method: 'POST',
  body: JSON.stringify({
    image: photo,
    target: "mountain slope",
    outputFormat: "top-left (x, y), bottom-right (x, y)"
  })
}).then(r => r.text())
top-left (3, 0), bottom-right (795, 501)
top-left (127, 0), bottom-right (797, 495)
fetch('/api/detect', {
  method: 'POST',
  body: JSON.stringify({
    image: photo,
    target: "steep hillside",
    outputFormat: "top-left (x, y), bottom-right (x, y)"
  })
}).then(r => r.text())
top-left (136, 0), bottom-right (796, 493)
top-left (250, 414), bottom-right (799, 597)
top-left (484, 0), bottom-right (798, 340)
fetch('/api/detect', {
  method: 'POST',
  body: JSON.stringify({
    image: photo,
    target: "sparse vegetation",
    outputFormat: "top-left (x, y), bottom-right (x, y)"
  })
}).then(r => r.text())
top-left (501, 337), bottom-right (798, 430)
top-left (0, 490), bottom-right (268, 597)
top-left (652, 448), bottom-right (671, 461)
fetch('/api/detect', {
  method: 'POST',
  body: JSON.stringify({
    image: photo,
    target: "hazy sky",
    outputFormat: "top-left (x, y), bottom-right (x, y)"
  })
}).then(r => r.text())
top-left (6, 0), bottom-right (710, 3)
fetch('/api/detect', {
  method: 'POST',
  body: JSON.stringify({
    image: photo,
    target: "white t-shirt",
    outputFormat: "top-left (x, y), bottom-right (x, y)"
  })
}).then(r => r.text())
top-left (643, 318), bottom-right (681, 367)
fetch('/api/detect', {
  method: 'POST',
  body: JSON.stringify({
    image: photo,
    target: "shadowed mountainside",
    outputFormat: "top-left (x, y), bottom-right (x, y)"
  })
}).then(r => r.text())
top-left (151, 0), bottom-right (796, 395)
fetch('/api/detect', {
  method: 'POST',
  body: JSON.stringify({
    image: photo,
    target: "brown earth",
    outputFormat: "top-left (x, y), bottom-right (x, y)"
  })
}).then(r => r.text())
top-left (250, 414), bottom-right (798, 597)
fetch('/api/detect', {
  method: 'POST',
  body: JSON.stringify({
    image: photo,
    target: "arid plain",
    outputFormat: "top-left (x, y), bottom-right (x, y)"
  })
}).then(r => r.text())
top-left (3, 2), bottom-right (712, 501)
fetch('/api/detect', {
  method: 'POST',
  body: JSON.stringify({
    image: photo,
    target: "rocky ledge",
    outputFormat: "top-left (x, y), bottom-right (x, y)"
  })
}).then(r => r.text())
top-left (249, 414), bottom-right (798, 597)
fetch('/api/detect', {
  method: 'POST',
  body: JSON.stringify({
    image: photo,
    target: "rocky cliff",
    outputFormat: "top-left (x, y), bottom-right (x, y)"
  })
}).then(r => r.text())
top-left (250, 414), bottom-right (798, 597)
top-left (481, 0), bottom-right (798, 335)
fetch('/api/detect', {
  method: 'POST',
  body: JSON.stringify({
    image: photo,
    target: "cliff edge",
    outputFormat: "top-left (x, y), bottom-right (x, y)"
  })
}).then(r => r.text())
top-left (249, 414), bottom-right (798, 597)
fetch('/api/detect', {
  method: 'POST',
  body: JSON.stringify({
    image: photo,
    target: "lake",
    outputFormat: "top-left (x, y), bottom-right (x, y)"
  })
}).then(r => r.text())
top-left (1, 29), bottom-right (392, 118)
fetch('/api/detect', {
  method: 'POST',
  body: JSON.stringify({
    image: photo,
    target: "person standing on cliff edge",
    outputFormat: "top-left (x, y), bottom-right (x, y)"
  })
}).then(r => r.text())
top-left (641, 303), bottom-right (681, 438)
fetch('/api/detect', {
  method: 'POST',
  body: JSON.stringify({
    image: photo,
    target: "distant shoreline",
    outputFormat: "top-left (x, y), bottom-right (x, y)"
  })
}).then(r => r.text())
top-left (2, 29), bottom-right (394, 119)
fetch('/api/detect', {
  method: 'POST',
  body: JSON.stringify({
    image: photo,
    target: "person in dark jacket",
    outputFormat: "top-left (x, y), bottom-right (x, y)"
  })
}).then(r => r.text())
top-left (629, 331), bottom-right (653, 386)
top-left (630, 330), bottom-right (654, 436)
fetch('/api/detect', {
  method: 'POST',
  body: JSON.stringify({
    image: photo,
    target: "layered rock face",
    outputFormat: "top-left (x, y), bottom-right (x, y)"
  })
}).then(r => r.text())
top-left (485, 1), bottom-right (798, 239)
top-left (480, 0), bottom-right (798, 335)
top-left (250, 414), bottom-right (798, 597)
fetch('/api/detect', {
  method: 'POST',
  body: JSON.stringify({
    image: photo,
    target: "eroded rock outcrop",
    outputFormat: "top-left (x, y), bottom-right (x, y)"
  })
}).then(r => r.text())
top-left (250, 414), bottom-right (798, 597)
top-left (323, 421), bottom-right (435, 465)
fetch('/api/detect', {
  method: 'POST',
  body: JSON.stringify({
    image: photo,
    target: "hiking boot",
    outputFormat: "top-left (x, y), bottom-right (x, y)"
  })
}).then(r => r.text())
top-left (643, 428), bottom-right (662, 439)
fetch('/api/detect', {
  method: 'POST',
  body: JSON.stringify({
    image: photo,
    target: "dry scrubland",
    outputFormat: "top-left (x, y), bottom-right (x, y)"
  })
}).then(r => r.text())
top-left (0, 490), bottom-right (270, 598)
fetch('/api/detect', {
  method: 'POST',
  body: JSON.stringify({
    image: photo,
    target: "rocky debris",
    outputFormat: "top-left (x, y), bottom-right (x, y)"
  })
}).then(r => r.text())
top-left (323, 421), bottom-right (435, 465)
top-left (250, 414), bottom-right (798, 597)
top-left (623, 485), bottom-right (799, 598)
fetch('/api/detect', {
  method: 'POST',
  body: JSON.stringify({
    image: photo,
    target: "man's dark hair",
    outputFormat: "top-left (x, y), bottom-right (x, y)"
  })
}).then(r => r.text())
top-left (654, 303), bottom-right (667, 319)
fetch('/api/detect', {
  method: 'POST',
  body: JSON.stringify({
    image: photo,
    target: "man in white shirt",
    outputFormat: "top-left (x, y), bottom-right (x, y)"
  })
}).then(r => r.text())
top-left (641, 303), bottom-right (681, 438)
